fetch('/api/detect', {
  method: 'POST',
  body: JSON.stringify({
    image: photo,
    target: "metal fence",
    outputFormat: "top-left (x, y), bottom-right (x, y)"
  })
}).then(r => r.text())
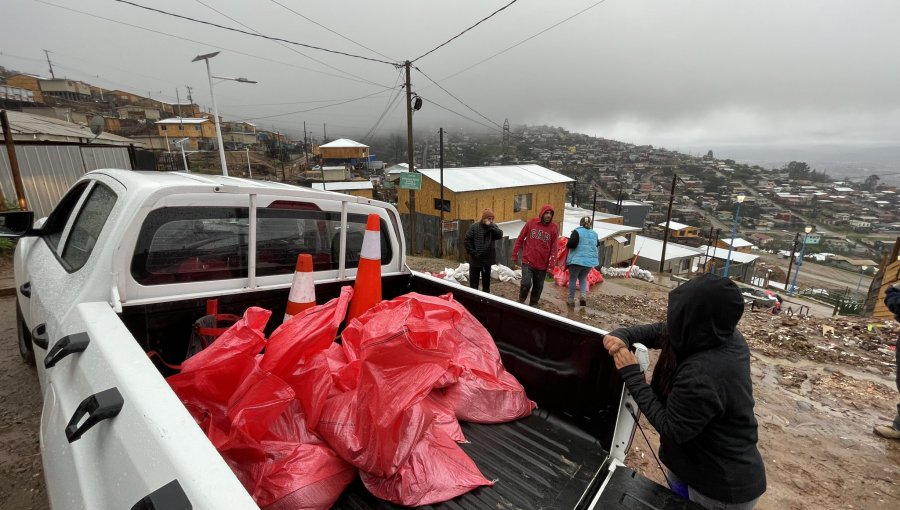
top-left (1, 144), bottom-right (131, 217)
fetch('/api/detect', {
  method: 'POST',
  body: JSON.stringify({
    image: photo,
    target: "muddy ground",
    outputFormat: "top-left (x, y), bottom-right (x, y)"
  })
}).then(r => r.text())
top-left (411, 257), bottom-right (900, 510)
top-left (0, 256), bottom-right (897, 509)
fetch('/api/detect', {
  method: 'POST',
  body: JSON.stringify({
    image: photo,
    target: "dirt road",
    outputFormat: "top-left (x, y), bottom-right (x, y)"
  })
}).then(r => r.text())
top-left (413, 258), bottom-right (900, 509)
top-left (0, 295), bottom-right (47, 510)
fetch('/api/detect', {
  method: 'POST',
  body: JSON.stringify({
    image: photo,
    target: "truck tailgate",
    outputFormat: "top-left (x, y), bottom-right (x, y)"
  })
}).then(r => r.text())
top-left (334, 409), bottom-right (606, 509)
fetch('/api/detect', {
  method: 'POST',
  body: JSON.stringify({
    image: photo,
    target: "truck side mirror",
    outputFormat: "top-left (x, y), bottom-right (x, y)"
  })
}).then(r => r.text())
top-left (0, 210), bottom-right (35, 237)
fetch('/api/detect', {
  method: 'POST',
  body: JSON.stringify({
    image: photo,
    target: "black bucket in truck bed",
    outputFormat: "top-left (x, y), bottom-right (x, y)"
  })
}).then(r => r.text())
top-left (334, 409), bottom-right (607, 509)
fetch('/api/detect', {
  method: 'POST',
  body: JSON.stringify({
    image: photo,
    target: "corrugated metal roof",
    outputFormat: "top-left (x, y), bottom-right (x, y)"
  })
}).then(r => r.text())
top-left (719, 237), bottom-right (755, 248)
top-left (418, 164), bottom-right (573, 193)
top-left (562, 217), bottom-right (641, 241)
top-left (0, 110), bottom-right (140, 146)
top-left (633, 235), bottom-right (702, 262)
top-left (155, 117), bottom-right (210, 125)
top-left (319, 138), bottom-right (368, 148)
top-left (659, 221), bottom-right (694, 231)
top-left (699, 246), bottom-right (760, 264)
top-left (312, 181), bottom-right (373, 191)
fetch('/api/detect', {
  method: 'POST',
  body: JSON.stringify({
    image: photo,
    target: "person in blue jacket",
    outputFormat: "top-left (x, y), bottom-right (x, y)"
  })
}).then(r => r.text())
top-left (565, 216), bottom-right (600, 307)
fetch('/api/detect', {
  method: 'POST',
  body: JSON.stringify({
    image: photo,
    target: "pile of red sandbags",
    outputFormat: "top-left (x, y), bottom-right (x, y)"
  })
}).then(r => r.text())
top-left (552, 236), bottom-right (604, 289)
top-left (168, 288), bottom-right (535, 509)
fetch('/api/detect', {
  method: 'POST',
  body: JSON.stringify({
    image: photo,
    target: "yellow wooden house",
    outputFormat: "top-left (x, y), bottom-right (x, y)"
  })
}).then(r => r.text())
top-left (397, 164), bottom-right (573, 225)
top-left (659, 221), bottom-right (700, 240)
top-left (715, 237), bottom-right (755, 253)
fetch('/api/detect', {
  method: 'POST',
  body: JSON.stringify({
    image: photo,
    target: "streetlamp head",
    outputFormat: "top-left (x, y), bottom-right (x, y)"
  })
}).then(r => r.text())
top-left (736, 193), bottom-right (746, 203)
top-left (235, 77), bottom-right (258, 84)
top-left (192, 51), bottom-right (220, 62)
top-left (861, 265), bottom-right (868, 271)
top-left (804, 226), bottom-right (813, 233)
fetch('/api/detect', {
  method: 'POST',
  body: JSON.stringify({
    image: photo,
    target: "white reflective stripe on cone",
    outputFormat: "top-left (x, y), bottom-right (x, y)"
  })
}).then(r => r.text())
top-left (360, 231), bottom-right (380, 260)
top-left (288, 271), bottom-right (315, 302)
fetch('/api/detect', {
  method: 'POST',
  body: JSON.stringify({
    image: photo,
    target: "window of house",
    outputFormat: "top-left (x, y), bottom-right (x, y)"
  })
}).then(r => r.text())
top-left (160, 125), bottom-right (167, 131)
top-left (624, 233), bottom-right (632, 246)
top-left (433, 198), bottom-right (451, 212)
top-left (513, 193), bottom-right (532, 213)
top-left (680, 258), bottom-right (691, 272)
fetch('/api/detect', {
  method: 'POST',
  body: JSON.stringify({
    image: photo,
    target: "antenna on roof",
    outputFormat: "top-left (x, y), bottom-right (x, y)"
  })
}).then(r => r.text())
top-left (43, 49), bottom-right (55, 79)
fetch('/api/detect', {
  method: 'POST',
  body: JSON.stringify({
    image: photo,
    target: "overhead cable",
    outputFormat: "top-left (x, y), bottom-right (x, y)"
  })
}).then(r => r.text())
top-left (439, 0), bottom-right (610, 82)
top-left (33, 1), bottom-right (396, 89)
top-left (268, 0), bottom-right (396, 61)
top-left (112, 0), bottom-right (398, 66)
top-left (192, 0), bottom-right (388, 90)
top-left (245, 89), bottom-right (396, 121)
top-left (412, 0), bottom-right (519, 63)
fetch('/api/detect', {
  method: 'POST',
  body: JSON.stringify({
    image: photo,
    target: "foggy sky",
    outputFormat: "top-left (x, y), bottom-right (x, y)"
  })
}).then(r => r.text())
top-left (3, 0), bottom-right (899, 149)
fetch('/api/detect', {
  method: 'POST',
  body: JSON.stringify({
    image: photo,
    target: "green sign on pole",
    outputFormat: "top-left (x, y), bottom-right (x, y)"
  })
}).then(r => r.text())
top-left (399, 172), bottom-right (422, 190)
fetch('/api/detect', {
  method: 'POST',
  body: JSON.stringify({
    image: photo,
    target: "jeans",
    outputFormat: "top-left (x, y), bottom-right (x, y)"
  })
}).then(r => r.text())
top-left (568, 264), bottom-right (591, 301)
top-left (666, 469), bottom-right (761, 510)
top-left (519, 264), bottom-right (547, 305)
top-left (469, 265), bottom-right (491, 293)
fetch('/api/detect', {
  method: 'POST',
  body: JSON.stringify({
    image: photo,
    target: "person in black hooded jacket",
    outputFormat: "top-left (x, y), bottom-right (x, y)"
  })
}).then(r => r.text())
top-left (604, 273), bottom-right (766, 509)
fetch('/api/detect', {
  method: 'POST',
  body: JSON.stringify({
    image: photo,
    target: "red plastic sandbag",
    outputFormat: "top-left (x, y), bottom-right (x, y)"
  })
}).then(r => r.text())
top-left (360, 426), bottom-right (492, 506)
top-left (391, 293), bottom-right (536, 423)
top-left (168, 292), bottom-right (359, 510)
top-left (318, 298), bottom-right (457, 476)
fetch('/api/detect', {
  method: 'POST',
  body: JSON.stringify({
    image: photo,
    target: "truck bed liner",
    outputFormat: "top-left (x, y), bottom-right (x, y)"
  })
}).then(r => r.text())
top-left (334, 409), bottom-right (606, 509)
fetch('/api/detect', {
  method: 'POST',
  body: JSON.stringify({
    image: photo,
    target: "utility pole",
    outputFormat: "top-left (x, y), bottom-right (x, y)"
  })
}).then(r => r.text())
top-left (705, 225), bottom-right (715, 272)
top-left (175, 88), bottom-right (182, 118)
top-left (439, 127), bottom-right (444, 257)
top-left (784, 232), bottom-right (801, 288)
top-left (43, 49), bottom-right (55, 79)
top-left (659, 174), bottom-right (678, 273)
top-left (323, 122), bottom-right (327, 143)
top-left (591, 189), bottom-right (598, 224)
top-left (405, 60), bottom-right (417, 254)
top-left (185, 85), bottom-right (194, 105)
top-left (1, 110), bottom-right (28, 210)
top-left (571, 181), bottom-right (577, 208)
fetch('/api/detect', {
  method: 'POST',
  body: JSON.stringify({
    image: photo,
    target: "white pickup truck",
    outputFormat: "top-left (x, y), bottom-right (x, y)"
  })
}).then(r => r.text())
top-left (2, 169), bottom-right (700, 510)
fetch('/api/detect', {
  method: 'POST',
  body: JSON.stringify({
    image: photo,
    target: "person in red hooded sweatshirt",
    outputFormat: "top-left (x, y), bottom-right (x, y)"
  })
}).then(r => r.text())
top-left (512, 204), bottom-right (559, 305)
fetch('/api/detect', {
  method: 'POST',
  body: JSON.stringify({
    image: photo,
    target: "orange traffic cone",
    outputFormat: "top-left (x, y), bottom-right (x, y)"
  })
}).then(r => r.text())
top-left (347, 214), bottom-right (382, 321)
top-left (284, 253), bottom-right (316, 322)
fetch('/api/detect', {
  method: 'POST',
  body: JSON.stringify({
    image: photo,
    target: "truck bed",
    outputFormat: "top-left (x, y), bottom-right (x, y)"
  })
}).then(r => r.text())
top-left (335, 409), bottom-right (607, 509)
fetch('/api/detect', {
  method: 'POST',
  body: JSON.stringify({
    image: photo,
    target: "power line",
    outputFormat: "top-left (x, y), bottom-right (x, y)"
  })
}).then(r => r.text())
top-left (412, 0), bottom-right (520, 63)
top-left (33, 1), bottom-right (396, 89)
top-left (362, 70), bottom-right (406, 141)
top-left (268, 0), bottom-right (396, 61)
top-left (438, 0), bottom-right (610, 83)
top-left (245, 89), bottom-right (396, 121)
top-left (112, 0), bottom-right (398, 66)
top-left (414, 66), bottom-right (504, 130)
top-left (191, 0), bottom-right (388, 90)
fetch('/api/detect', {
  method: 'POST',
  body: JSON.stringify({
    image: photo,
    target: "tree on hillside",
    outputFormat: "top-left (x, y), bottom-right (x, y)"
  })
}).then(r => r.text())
top-left (864, 174), bottom-right (880, 191)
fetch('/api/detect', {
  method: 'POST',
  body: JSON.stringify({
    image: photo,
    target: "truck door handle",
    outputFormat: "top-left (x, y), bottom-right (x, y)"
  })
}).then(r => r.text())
top-left (44, 332), bottom-right (90, 369)
top-left (19, 282), bottom-right (31, 298)
top-left (131, 480), bottom-right (192, 510)
top-left (31, 323), bottom-right (49, 350)
top-left (65, 387), bottom-right (124, 443)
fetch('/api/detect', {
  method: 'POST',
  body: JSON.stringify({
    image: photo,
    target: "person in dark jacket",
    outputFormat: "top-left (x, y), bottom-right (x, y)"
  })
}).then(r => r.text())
top-left (604, 273), bottom-right (766, 509)
top-left (874, 283), bottom-right (900, 440)
top-left (464, 208), bottom-right (503, 292)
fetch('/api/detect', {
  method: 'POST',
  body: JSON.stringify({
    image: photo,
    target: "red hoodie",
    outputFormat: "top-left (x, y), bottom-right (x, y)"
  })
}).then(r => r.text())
top-left (512, 204), bottom-right (559, 271)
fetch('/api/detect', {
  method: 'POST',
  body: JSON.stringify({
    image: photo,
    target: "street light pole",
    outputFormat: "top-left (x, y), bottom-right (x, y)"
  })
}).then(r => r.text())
top-left (723, 193), bottom-right (746, 278)
top-left (193, 51), bottom-right (256, 177)
top-left (855, 265), bottom-right (868, 298)
top-left (789, 226), bottom-right (813, 296)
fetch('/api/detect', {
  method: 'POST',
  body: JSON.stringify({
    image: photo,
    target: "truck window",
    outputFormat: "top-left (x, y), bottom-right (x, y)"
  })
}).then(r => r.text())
top-left (131, 206), bottom-right (392, 285)
top-left (42, 181), bottom-right (90, 252)
top-left (60, 183), bottom-right (118, 271)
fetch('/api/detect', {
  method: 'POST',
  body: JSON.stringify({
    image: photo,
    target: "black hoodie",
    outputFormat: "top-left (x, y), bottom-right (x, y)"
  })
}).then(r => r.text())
top-left (610, 274), bottom-right (766, 504)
